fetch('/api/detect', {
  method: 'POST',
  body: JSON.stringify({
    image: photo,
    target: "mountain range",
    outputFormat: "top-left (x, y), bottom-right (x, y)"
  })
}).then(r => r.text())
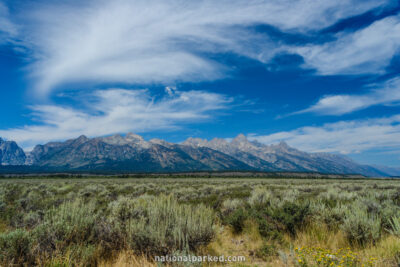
top-left (0, 133), bottom-right (397, 177)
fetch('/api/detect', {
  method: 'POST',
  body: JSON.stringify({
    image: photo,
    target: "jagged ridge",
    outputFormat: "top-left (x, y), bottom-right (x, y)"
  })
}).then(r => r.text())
top-left (0, 133), bottom-right (392, 176)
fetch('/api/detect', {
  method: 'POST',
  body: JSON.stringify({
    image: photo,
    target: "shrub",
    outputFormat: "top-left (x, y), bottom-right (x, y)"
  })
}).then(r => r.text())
top-left (0, 229), bottom-right (34, 265)
top-left (380, 201), bottom-right (400, 229)
top-left (341, 208), bottom-right (381, 246)
top-left (32, 200), bottom-right (98, 256)
top-left (388, 216), bottom-right (400, 237)
top-left (94, 219), bottom-right (126, 257)
top-left (65, 244), bottom-right (99, 266)
top-left (279, 189), bottom-right (300, 206)
top-left (22, 211), bottom-right (42, 228)
top-left (362, 198), bottom-right (381, 214)
top-left (225, 208), bottom-right (248, 234)
top-left (248, 187), bottom-right (272, 207)
top-left (392, 190), bottom-right (400, 205)
top-left (255, 243), bottom-right (277, 259)
top-left (125, 194), bottom-right (215, 255)
top-left (271, 201), bottom-right (310, 236)
top-left (244, 208), bottom-right (282, 240)
top-left (220, 198), bottom-right (243, 216)
top-left (314, 202), bottom-right (348, 229)
top-left (108, 196), bottom-right (146, 223)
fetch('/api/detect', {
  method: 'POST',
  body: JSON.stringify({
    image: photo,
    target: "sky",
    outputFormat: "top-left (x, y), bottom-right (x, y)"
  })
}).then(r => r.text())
top-left (0, 0), bottom-right (400, 167)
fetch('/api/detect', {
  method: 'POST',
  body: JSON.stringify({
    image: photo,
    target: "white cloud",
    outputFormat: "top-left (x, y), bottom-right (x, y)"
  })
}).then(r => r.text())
top-left (0, 2), bottom-right (17, 43)
top-left (6, 0), bottom-right (387, 95)
top-left (0, 88), bottom-right (233, 149)
top-left (295, 77), bottom-right (400, 115)
top-left (249, 115), bottom-right (400, 154)
top-left (293, 15), bottom-right (400, 75)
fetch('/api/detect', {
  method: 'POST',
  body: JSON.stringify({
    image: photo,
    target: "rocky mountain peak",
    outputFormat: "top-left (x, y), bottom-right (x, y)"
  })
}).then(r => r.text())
top-left (232, 134), bottom-right (247, 143)
top-left (125, 132), bottom-right (144, 141)
top-left (67, 135), bottom-right (90, 147)
top-left (125, 133), bottom-right (151, 148)
top-left (95, 133), bottom-right (152, 148)
top-left (277, 141), bottom-right (289, 148)
top-left (269, 140), bottom-right (297, 154)
top-left (0, 138), bottom-right (26, 165)
top-left (231, 134), bottom-right (255, 150)
top-left (182, 137), bottom-right (208, 147)
top-left (101, 134), bottom-right (126, 145)
top-left (76, 135), bottom-right (89, 142)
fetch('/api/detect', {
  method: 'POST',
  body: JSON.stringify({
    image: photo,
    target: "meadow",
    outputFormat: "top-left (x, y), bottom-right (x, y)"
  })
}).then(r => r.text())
top-left (0, 177), bottom-right (400, 266)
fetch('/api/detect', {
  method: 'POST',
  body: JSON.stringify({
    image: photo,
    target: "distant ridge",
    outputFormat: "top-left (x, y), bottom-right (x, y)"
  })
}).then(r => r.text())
top-left (0, 133), bottom-right (391, 177)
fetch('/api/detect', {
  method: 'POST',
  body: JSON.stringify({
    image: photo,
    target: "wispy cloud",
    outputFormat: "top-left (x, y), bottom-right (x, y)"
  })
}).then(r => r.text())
top-left (0, 2), bottom-right (17, 43)
top-left (5, 0), bottom-right (386, 95)
top-left (0, 88), bottom-right (233, 149)
top-left (293, 15), bottom-right (400, 75)
top-left (249, 115), bottom-right (400, 154)
top-left (294, 77), bottom-right (400, 115)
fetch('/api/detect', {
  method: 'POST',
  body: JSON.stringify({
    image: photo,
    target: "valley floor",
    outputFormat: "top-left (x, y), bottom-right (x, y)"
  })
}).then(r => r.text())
top-left (0, 178), bottom-right (399, 266)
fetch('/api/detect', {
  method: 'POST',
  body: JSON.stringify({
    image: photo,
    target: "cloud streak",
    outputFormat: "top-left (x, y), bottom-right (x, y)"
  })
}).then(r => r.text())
top-left (0, 2), bottom-right (17, 43)
top-left (294, 77), bottom-right (400, 115)
top-left (293, 15), bottom-right (400, 75)
top-left (249, 115), bottom-right (400, 154)
top-left (0, 88), bottom-right (233, 149)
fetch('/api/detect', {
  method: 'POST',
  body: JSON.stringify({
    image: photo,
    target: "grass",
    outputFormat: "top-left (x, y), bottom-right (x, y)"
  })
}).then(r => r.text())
top-left (0, 177), bottom-right (400, 266)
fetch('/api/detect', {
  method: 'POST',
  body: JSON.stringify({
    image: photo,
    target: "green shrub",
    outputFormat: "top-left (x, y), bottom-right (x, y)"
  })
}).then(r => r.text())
top-left (255, 243), bottom-right (277, 259)
top-left (388, 216), bottom-right (400, 237)
top-left (392, 190), bottom-right (400, 205)
top-left (220, 198), bottom-right (243, 216)
top-left (94, 218), bottom-right (125, 255)
top-left (0, 229), bottom-right (34, 265)
top-left (108, 196), bottom-right (146, 222)
top-left (271, 201), bottom-right (310, 236)
top-left (380, 201), bottom-right (400, 229)
top-left (32, 200), bottom-right (98, 256)
top-left (314, 202), bottom-right (348, 228)
top-left (248, 187), bottom-right (272, 207)
top-left (126, 194), bottom-right (215, 255)
top-left (65, 244), bottom-right (99, 266)
top-left (341, 208), bottom-right (381, 246)
top-left (23, 211), bottom-right (42, 228)
top-left (225, 208), bottom-right (249, 234)
top-left (256, 215), bottom-right (282, 240)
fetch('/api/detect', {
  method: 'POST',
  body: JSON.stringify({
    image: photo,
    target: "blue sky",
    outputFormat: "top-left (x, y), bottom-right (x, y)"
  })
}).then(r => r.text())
top-left (1, 0), bottom-right (400, 167)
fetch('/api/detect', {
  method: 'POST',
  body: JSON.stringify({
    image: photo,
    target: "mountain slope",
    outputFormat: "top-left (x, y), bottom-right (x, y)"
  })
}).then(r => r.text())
top-left (370, 165), bottom-right (400, 177)
top-left (0, 138), bottom-right (26, 165)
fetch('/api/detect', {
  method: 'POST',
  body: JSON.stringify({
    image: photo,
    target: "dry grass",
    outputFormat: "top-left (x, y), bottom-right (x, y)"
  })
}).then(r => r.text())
top-left (290, 222), bottom-right (349, 250)
top-left (206, 220), bottom-right (265, 266)
top-left (287, 223), bottom-right (400, 267)
top-left (205, 221), bottom-right (400, 267)
top-left (360, 235), bottom-right (400, 267)
top-left (99, 251), bottom-right (157, 267)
